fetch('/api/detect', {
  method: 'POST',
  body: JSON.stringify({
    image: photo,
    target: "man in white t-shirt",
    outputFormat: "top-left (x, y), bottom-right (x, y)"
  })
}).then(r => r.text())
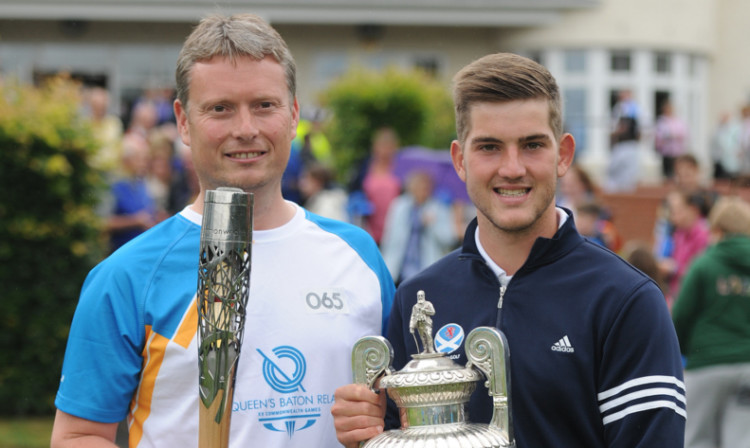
top-left (51, 13), bottom-right (394, 448)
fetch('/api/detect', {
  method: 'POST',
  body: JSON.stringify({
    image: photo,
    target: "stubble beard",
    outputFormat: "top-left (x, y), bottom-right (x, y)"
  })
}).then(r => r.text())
top-left (475, 181), bottom-right (557, 239)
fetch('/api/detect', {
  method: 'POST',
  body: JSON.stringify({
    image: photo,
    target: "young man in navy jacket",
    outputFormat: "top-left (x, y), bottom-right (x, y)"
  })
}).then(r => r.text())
top-left (332, 53), bottom-right (686, 447)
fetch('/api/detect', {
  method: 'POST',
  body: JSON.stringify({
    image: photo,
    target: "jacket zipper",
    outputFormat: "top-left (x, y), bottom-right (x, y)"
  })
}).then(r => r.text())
top-left (495, 284), bottom-right (507, 330)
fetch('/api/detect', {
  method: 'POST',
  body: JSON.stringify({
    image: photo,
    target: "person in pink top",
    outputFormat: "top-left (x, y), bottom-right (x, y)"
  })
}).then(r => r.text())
top-left (660, 189), bottom-right (712, 305)
top-left (362, 127), bottom-right (402, 244)
top-left (654, 100), bottom-right (688, 181)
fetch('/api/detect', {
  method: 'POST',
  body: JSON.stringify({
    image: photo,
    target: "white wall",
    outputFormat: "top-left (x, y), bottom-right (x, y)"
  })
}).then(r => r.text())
top-left (712, 0), bottom-right (750, 120)
top-left (496, 0), bottom-right (717, 53)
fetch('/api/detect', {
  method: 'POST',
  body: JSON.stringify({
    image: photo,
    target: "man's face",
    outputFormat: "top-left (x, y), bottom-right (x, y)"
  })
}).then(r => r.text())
top-left (174, 55), bottom-right (299, 195)
top-left (451, 99), bottom-right (574, 237)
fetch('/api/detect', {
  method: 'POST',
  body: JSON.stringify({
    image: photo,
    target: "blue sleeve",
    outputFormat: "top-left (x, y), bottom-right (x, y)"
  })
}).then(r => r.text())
top-left (304, 210), bottom-right (395, 334)
top-left (379, 266), bottom-right (396, 335)
top-left (54, 257), bottom-right (145, 423)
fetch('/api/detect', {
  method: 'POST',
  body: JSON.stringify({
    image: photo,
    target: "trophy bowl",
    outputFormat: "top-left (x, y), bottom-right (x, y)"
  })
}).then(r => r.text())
top-left (351, 291), bottom-right (515, 448)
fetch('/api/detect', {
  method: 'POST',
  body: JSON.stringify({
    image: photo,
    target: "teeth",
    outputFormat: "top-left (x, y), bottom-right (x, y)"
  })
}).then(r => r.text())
top-left (496, 188), bottom-right (527, 197)
top-left (229, 152), bottom-right (261, 159)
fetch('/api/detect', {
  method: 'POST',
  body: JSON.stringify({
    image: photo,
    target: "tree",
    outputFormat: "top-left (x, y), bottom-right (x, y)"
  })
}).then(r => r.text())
top-left (0, 76), bottom-right (106, 415)
top-left (318, 67), bottom-right (455, 184)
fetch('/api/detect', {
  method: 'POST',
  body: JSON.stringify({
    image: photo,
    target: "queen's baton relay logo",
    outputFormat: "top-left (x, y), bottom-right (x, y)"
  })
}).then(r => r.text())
top-left (259, 346), bottom-right (307, 394)
top-left (435, 324), bottom-right (464, 354)
top-left (248, 345), bottom-right (322, 438)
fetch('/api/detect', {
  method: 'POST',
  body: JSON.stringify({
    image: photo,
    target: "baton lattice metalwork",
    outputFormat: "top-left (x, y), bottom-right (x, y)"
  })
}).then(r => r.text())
top-left (197, 188), bottom-right (253, 447)
top-left (198, 247), bottom-right (250, 421)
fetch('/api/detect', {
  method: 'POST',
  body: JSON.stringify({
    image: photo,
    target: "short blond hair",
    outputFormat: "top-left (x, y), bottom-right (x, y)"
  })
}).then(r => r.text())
top-left (708, 196), bottom-right (750, 236)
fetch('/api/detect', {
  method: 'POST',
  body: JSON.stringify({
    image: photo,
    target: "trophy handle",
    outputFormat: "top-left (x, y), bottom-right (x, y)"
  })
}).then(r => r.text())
top-left (352, 336), bottom-right (394, 392)
top-left (465, 327), bottom-right (514, 444)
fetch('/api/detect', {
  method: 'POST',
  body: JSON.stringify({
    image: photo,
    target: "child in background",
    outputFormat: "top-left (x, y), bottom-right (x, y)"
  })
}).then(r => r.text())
top-left (576, 201), bottom-right (622, 252)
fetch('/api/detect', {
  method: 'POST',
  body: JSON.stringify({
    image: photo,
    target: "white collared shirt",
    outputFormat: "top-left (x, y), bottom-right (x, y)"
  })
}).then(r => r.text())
top-left (475, 207), bottom-right (568, 285)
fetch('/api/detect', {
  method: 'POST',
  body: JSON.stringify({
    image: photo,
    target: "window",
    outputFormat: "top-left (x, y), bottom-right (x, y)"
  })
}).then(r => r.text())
top-left (654, 91), bottom-right (670, 117)
top-left (688, 54), bottom-right (698, 77)
top-left (654, 52), bottom-right (671, 74)
top-left (563, 88), bottom-right (587, 153)
top-left (610, 51), bottom-right (631, 72)
top-left (564, 50), bottom-right (587, 73)
top-left (526, 51), bottom-right (543, 66)
top-left (312, 52), bottom-right (349, 91)
top-left (413, 56), bottom-right (440, 78)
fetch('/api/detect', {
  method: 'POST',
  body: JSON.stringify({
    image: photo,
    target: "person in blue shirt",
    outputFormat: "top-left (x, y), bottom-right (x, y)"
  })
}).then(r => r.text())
top-left (380, 170), bottom-right (456, 285)
top-left (105, 133), bottom-right (157, 252)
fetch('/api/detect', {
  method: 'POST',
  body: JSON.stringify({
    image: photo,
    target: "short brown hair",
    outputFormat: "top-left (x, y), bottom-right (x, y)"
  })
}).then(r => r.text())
top-left (452, 53), bottom-right (562, 143)
top-left (175, 13), bottom-right (296, 109)
top-left (675, 153), bottom-right (699, 169)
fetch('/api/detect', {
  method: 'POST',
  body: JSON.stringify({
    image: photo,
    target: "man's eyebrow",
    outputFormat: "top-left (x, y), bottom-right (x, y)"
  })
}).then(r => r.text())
top-left (470, 136), bottom-right (503, 145)
top-left (470, 134), bottom-right (551, 146)
top-left (519, 134), bottom-right (552, 143)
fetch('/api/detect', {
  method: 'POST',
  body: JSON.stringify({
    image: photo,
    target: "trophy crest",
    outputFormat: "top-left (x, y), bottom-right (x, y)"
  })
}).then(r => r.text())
top-left (352, 290), bottom-right (515, 448)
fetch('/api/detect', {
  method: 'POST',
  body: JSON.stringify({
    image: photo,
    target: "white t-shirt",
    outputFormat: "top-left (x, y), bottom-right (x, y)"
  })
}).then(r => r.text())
top-left (56, 203), bottom-right (394, 447)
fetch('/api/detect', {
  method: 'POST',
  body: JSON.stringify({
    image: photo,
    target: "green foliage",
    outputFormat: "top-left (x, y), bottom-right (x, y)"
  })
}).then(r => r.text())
top-left (419, 78), bottom-right (458, 150)
top-left (0, 417), bottom-right (54, 447)
top-left (0, 76), bottom-right (106, 415)
top-left (318, 67), bottom-right (455, 183)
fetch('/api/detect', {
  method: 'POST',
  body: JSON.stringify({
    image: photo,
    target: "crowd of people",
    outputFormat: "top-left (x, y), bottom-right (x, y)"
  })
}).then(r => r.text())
top-left (80, 85), bottom-right (200, 253)
top-left (82, 84), bottom-right (466, 279)
top-left (50, 12), bottom-right (750, 448)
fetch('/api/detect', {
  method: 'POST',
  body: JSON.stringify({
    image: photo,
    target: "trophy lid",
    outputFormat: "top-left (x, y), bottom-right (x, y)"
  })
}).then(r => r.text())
top-left (379, 291), bottom-right (482, 408)
top-left (378, 353), bottom-right (483, 390)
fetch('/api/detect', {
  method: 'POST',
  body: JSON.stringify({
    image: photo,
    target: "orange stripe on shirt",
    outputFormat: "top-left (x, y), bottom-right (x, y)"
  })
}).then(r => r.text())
top-left (174, 296), bottom-right (198, 349)
top-left (128, 327), bottom-right (169, 447)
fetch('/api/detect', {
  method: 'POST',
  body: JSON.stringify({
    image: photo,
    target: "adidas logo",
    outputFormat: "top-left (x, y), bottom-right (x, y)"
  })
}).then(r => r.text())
top-left (551, 335), bottom-right (575, 353)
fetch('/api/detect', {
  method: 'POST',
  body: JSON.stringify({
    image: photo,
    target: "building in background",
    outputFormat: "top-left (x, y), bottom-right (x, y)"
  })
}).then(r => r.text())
top-left (1, 0), bottom-right (748, 183)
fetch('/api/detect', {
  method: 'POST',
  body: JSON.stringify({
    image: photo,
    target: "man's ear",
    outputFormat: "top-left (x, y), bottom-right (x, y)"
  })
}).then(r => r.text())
top-left (173, 99), bottom-right (191, 147)
top-left (290, 97), bottom-right (300, 140)
top-left (450, 140), bottom-right (467, 182)
top-left (557, 133), bottom-right (576, 178)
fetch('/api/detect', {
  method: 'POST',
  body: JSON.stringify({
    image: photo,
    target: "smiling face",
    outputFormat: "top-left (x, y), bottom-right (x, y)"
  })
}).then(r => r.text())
top-left (451, 99), bottom-right (574, 239)
top-left (174, 55), bottom-right (299, 201)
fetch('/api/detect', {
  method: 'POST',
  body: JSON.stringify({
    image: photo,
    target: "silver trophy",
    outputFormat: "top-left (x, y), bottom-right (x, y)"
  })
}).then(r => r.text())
top-left (197, 188), bottom-right (253, 448)
top-left (352, 290), bottom-right (515, 448)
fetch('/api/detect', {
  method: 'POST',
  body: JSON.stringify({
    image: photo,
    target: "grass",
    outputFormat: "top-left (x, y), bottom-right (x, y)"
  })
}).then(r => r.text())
top-left (0, 416), bottom-right (54, 448)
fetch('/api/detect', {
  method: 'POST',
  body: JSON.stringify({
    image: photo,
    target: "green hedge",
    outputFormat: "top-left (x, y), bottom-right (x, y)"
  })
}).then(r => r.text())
top-left (0, 77), bottom-right (105, 415)
top-left (318, 67), bottom-right (455, 183)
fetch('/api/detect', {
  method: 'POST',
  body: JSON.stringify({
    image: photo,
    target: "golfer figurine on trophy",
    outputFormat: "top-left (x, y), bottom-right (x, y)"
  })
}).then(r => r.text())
top-left (409, 290), bottom-right (435, 354)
